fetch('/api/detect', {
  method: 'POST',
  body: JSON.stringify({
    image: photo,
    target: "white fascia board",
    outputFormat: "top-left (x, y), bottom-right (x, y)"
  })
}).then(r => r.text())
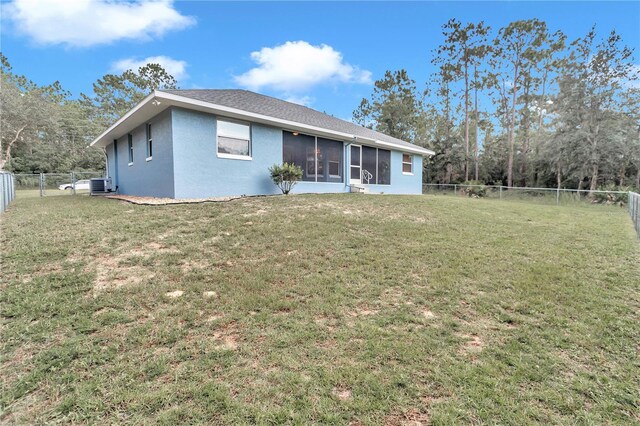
top-left (89, 91), bottom-right (157, 147)
top-left (375, 140), bottom-right (435, 156)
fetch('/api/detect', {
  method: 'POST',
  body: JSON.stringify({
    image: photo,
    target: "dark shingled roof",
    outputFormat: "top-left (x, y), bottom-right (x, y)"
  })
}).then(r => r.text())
top-left (162, 89), bottom-right (428, 152)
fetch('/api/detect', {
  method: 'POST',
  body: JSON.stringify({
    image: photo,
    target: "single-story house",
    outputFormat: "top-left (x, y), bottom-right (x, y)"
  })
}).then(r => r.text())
top-left (90, 89), bottom-right (435, 198)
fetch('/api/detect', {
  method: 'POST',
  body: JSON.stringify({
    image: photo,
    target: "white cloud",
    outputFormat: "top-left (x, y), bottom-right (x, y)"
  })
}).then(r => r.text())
top-left (234, 41), bottom-right (372, 92)
top-left (3, 0), bottom-right (195, 47)
top-left (284, 95), bottom-right (314, 106)
top-left (111, 56), bottom-right (188, 80)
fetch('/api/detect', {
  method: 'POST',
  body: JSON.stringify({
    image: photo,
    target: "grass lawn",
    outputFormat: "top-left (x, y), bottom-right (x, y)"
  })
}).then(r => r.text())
top-left (1, 194), bottom-right (639, 424)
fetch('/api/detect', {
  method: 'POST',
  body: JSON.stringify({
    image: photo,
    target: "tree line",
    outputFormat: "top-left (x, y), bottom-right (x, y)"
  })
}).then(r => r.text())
top-left (0, 54), bottom-right (177, 173)
top-left (2, 19), bottom-right (638, 192)
top-left (354, 20), bottom-right (640, 191)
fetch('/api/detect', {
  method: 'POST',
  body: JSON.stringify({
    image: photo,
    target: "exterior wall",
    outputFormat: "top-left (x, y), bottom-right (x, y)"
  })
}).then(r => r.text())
top-left (110, 108), bottom-right (174, 197)
top-left (360, 151), bottom-right (423, 195)
top-left (172, 107), bottom-right (283, 198)
top-left (111, 107), bottom-right (424, 198)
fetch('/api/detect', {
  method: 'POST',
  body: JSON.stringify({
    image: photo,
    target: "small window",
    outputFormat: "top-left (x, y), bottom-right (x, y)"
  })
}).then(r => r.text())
top-left (128, 134), bottom-right (133, 164)
top-left (146, 123), bottom-right (153, 160)
top-left (402, 153), bottom-right (413, 174)
top-left (217, 119), bottom-right (251, 158)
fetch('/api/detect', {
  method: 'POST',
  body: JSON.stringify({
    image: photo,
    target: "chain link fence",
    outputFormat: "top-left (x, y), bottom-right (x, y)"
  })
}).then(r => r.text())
top-left (1, 171), bottom-right (16, 213)
top-left (14, 172), bottom-right (105, 198)
top-left (423, 183), bottom-right (632, 206)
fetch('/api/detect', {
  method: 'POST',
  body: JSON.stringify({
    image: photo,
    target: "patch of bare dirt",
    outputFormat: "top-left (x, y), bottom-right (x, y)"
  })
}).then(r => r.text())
top-left (242, 208), bottom-right (269, 217)
top-left (383, 408), bottom-right (431, 425)
top-left (422, 310), bottom-right (436, 319)
top-left (205, 313), bottom-right (224, 322)
top-left (181, 259), bottom-right (210, 273)
top-left (457, 333), bottom-right (484, 355)
top-left (86, 237), bottom-right (186, 295)
top-left (349, 306), bottom-right (379, 317)
top-left (332, 387), bottom-right (352, 401)
top-left (212, 323), bottom-right (241, 351)
top-left (91, 257), bottom-right (153, 295)
top-left (165, 290), bottom-right (184, 298)
top-left (316, 339), bottom-right (337, 349)
top-left (105, 194), bottom-right (242, 205)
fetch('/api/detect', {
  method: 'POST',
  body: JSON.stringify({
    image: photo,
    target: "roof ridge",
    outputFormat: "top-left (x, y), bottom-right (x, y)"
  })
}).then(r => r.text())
top-left (156, 88), bottom-right (432, 154)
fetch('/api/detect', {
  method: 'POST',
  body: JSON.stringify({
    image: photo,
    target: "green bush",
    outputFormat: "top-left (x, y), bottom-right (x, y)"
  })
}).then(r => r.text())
top-left (269, 163), bottom-right (303, 195)
top-left (592, 184), bottom-right (629, 205)
top-left (461, 180), bottom-right (487, 198)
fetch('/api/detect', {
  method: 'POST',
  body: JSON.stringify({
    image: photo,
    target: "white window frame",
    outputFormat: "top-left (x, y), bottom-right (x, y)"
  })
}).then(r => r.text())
top-left (216, 118), bottom-right (252, 161)
top-left (402, 153), bottom-right (413, 175)
top-left (146, 123), bottom-right (153, 162)
top-left (127, 134), bottom-right (134, 166)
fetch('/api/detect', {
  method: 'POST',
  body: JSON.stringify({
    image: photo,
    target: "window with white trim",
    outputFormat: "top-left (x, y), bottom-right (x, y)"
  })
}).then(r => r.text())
top-left (146, 123), bottom-right (153, 160)
top-left (217, 118), bottom-right (251, 158)
top-left (127, 134), bottom-right (133, 164)
top-left (402, 153), bottom-right (413, 174)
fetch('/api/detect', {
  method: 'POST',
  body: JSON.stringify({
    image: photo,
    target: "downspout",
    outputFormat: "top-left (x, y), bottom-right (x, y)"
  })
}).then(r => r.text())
top-left (113, 139), bottom-right (119, 192)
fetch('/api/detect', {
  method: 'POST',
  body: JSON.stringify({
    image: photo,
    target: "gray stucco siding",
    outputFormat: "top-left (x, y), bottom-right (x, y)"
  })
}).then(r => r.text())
top-left (110, 108), bottom-right (174, 197)
top-left (171, 107), bottom-right (282, 198)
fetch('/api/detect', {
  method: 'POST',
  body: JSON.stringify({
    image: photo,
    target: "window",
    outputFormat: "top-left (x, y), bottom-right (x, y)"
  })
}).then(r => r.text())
top-left (217, 118), bottom-right (251, 158)
top-left (146, 123), bottom-right (153, 160)
top-left (127, 134), bottom-right (133, 165)
top-left (402, 153), bottom-right (413, 174)
top-left (283, 131), bottom-right (343, 183)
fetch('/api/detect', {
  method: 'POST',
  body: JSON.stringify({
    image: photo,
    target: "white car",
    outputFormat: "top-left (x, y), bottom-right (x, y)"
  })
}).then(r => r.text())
top-left (58, 179), bottom-right (91, 191)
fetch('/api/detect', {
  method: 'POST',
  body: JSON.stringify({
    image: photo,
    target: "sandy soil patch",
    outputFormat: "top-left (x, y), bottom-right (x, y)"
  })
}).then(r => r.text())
top-left (349, 306), bottom-right (379, 317)
top-left (211, 323), bottom-right (241, 350)
top-left (422, 310), bottom-right (436, 319)
top-left (333, 387), bottom-right (352, 401)
top-left (105, 194), bottom-right (242, 205)
top-left (383, 408), bottom-right (430, 425)
top-left (457, 333), bottom-right (484, 354)
top-left (180, 259), bottom-right (210, 273)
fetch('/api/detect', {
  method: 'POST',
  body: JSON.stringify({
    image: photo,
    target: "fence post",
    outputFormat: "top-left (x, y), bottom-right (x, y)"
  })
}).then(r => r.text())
top-left (71, 172), bottom-right (76, 196)
top-left (499, 186), bottom-right (503, 200)
top-left (556, 188), bottom-right (560, 206)
top-left (39, 173), bottom-right (44, 197)
top-left (454, 184), bottom-right (457, 195)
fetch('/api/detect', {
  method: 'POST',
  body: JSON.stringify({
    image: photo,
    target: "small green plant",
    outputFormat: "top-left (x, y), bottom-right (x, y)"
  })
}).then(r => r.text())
top-left (269, 162), bottom-right (303, 195)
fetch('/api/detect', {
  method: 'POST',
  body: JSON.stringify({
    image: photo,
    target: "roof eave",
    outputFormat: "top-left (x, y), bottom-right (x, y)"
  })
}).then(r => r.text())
top-left (90, 90), bottom-right (436, 156)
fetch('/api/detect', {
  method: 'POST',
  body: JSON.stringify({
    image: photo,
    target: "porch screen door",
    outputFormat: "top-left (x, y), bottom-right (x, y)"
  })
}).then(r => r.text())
top-left (350, 145), bottom-right (361, 184)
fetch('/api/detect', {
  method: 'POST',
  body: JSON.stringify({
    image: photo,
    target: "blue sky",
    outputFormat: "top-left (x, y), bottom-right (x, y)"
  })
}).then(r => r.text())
top-left (2, 1), bottom-right (639, 120)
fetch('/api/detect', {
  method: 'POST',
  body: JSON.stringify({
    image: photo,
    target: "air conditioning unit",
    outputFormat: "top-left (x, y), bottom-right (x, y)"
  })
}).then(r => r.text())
top-left (90, 178), bottom-right (113, 195)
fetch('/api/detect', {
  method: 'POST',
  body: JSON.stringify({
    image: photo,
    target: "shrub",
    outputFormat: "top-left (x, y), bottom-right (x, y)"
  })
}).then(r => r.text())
top-left (269, 163), bottom-right (303, 195)
top-left (592, 184), bottom-right (629, 205)
top-left (461, 180), bottom-right (487, 198)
